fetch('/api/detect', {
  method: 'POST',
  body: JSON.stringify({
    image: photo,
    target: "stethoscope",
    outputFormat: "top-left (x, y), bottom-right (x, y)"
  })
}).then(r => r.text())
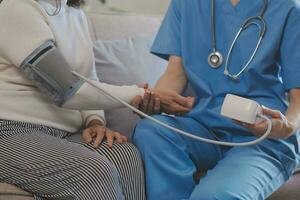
top-left (208, 0), bottom-right (268, 79)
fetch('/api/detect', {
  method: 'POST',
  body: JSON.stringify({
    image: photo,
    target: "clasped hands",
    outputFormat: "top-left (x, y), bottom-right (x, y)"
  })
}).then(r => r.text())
top-left (131, 84), bottom-right (195, 116)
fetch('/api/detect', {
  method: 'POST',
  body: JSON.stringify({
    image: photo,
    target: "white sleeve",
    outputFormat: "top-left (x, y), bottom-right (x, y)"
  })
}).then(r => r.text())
top-left (0, 0), bottom-right (55, 67)
top-left (81, 110), bottom-right (106, 127)
top-left (0, 0), bottom-right (144, 112)
top-left (63, 80), bottom-right (145, 110)
top-left (80, 68), bottom-right (107, 127)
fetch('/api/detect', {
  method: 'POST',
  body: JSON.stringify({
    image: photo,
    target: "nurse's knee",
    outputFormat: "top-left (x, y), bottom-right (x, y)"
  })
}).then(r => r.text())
top-left (133, 115), bottom-right (179, 147)
top-left (135, 116), bottom-right (158, 133)
top-left (189, 184), bottom-right (241, 200)
top-left (133, 117), bottom-right (160, 146)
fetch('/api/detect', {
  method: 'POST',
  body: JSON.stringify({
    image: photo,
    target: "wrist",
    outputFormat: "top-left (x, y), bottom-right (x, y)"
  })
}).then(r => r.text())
top-left (88, 119), bottom-right (104, 127)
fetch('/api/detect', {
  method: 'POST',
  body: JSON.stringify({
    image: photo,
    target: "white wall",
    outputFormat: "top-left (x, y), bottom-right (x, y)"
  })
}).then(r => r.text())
top-left (84, 0), bottom-right (170, 14)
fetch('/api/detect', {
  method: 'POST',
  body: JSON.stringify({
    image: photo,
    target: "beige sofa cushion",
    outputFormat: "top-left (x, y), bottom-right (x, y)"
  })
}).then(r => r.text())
top-left (0, 183), bottom-right (33, 200)
top-left (85, 12), bottom-right (162, 41)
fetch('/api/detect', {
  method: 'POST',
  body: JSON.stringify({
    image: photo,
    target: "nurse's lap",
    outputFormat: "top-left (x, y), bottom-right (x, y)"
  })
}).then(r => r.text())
top-left (189, 145), bottom-right (288, 200)
top-left (133, 115), bottom-right (225, 171)
top-left (133, 114), bottom-right (298, 172)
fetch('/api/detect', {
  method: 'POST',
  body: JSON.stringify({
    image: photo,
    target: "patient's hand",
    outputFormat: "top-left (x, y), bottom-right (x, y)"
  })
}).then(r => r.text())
top-left (131, 83), bottom-right (161, 115)
top-left (82, 119), bottom-right (127, 148)
top-left (154, 89), bottom-right (195, 115)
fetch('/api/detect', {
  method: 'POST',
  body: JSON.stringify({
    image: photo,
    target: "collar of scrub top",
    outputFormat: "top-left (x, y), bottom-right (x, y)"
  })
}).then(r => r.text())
top-left (209, 0), bottom-right (268, 80)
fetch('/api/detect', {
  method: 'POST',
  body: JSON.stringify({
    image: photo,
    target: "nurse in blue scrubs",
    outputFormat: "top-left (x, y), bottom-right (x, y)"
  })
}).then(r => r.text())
top-left (133, 0), bottom-right (300, 199)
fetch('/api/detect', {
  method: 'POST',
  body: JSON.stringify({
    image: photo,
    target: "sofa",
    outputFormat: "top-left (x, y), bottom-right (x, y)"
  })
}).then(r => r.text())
top-left (0, 11), bottom-right (299, 200)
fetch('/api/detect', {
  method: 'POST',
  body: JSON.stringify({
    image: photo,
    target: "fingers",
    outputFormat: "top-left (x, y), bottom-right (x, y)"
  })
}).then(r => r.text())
top-left (122, 135), bottom-right (128, 142)
top-left (234, 119), bottom-right (269, 136)
top-left (114, 131), bottom-right (123, 144)
top-left (251, 121), bottom-right (269, 135)
top-left (141, 91), bottom-right (161, 115)
top-left (187, 97), bottom-right (195, 108)
top-left (131, 93), bottom-right (161, 117)
top-left (164, 102), bottom-right (191, 115)
top-left (138, 83), bottom-right (149, 89)
top-left (262, 106), bottom-right (289, 127)
top-left (93, 126), bottom-right (106, 148)
top-left (82, 128), bottom-right (96, 144)
top-left (233, 120), bottom-right (253, 130)
top-left (147, 92), bottom-right (155, 115)
top-left (131, 95), bottom-right (143, 109)
top-left (141, 91), bottom-right (151, 113)
top-left (262, 106), bottom-right (281, 118)
top-left (173, 94), bottom-right (191, 107)
top-left (105, 129), bottom-right (125, 148)
top-left (145, 93), bottom-right (161, 115)
top-left (84, 124), bottom-right (128, 149)
top-left (173, 95), bottom-right (195, 114)
top-left (131, 95), bottom-right (145, 118)
top-left (154, 97), bottom-right (161, 114)
top-left (106, 129), bottom-right (114, 148)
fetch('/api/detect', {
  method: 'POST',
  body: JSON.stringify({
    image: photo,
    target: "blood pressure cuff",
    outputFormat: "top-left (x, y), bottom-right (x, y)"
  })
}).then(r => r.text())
top-left (20, 41), bottom-right (85, 106)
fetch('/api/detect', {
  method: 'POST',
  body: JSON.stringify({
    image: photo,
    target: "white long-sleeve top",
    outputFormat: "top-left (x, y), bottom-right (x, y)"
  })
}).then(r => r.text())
top-left (0, 0), bottom-right (143, 132)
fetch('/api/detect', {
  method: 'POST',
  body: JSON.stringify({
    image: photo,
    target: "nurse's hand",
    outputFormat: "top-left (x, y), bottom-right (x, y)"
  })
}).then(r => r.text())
top-left (154, 89), bottom-right (195, 115)
top-left (82, 119), bottom-right (128, 148)
top-left (235, 107), bottom-right (296, 139)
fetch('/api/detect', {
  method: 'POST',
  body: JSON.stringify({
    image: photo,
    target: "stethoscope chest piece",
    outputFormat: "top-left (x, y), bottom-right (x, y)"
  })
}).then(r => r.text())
top-left (208, 51), bottom-right (223, 68)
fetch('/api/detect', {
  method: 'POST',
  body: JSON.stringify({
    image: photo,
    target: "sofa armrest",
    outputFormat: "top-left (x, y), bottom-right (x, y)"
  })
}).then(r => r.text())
top-left (268, 168), bottom-right (300, 200)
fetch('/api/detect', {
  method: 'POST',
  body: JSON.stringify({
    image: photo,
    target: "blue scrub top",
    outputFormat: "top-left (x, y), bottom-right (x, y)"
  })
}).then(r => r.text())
top-left (151, 0), bottom-right (300, 151)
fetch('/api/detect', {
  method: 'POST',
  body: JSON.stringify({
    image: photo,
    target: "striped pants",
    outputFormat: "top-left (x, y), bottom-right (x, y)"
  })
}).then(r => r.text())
top-left (0, 120), bottom-right (146, 200)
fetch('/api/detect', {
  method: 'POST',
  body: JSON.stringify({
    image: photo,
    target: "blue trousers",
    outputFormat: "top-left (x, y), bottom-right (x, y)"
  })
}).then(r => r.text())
top-left (133, 115), bottom-right (299, 200)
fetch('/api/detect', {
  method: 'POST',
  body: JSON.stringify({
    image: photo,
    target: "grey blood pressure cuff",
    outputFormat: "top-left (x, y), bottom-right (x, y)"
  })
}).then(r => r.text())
top-left (20, 41), bottom-right (85, 106)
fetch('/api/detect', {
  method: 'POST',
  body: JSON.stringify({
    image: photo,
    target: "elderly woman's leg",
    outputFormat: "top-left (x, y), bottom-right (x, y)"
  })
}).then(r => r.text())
top-left (0, 120), bottom-right (124, 200)
top-left (89, 141), bottom-right (146, 200)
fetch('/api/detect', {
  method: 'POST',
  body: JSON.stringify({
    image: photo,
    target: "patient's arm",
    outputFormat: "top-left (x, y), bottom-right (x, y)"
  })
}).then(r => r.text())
top-left (20, 44), bottom-right (144, 111)
top-left (63, 81), bottom-right (144, 110)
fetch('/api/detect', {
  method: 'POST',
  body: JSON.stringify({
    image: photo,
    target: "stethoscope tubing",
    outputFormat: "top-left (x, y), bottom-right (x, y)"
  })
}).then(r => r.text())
top-left (224, 20), bottom-right (265, 79)
top-left (210, 0), bottom-right (268, 79)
